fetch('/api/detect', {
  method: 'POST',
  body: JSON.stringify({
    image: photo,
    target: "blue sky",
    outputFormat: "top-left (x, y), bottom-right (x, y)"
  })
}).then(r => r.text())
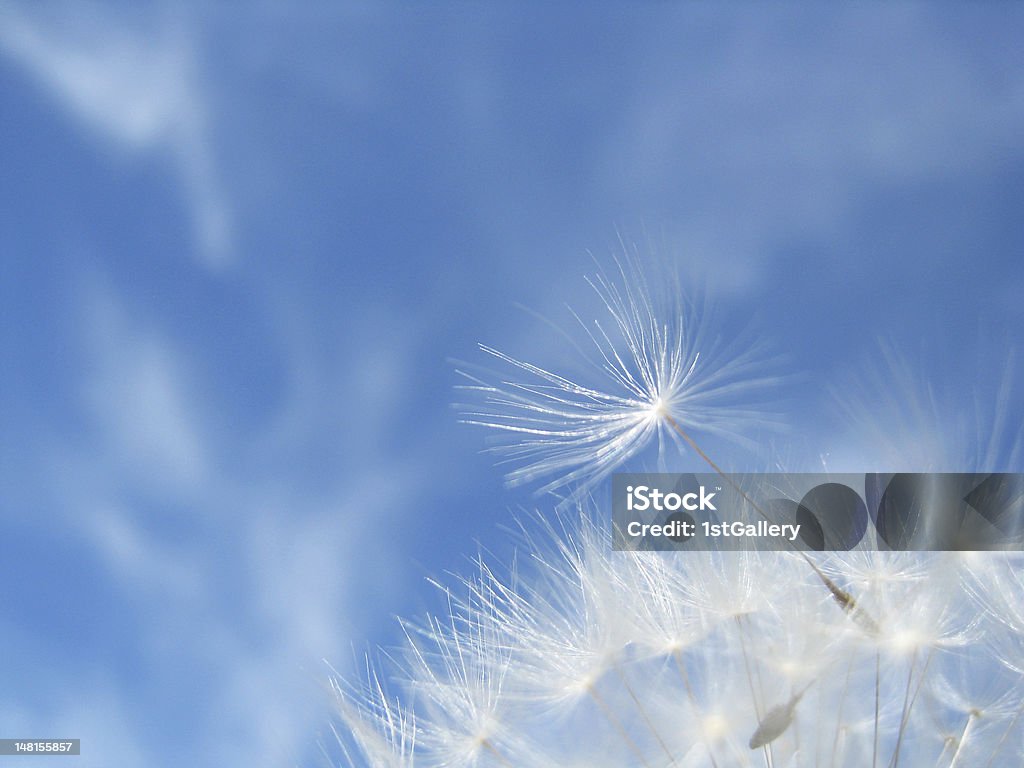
top-left (1, 4), bottom-right (1022, 767)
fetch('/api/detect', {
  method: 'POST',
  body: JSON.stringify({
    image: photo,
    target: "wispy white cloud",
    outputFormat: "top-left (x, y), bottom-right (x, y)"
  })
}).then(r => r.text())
top-left (0, 4), bottom-right (231, 266)
top-left (10, 280), bottom-right (424, 767)
top-left (595, 6), bottom-right (1024, 291)
top-left (83, 504), bottom-right (205, 603)
top-left (79, 286), bottom-right (210, 490)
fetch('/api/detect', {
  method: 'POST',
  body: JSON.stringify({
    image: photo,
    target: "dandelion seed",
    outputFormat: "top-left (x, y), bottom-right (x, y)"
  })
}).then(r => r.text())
top-left (748, 682), bottom-right (813, 749)
top-left (456, 249), bottom-right (780, 498)
top-left (331, 666), bottom-right (417, 768)
top-left (397, 602), bottom-right (513, 767)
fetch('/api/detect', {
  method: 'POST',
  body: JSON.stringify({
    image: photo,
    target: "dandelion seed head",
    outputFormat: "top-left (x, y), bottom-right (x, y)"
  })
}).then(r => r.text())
top-left (888, 627), bottom-right (930, 654)
top-left (456, 247), bottom-right (781, 498)
top-left (701, 712), bottom-right (730, 742)
top-left (337, 258), bottom-right (1024, 768)
top-left (648, 395), bottom-right (667, 418)
top-left (335, 507), bottom-right (1024, 767)
top-left (832, 342), bottom-right (1023, 473)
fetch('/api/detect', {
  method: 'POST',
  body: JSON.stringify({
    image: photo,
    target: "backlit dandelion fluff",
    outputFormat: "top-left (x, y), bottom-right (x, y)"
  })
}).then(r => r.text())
top-left (456, 252), bottom-right (780, 498)
top-left (334, 506), bottom-right (1024, 766)
top-left (333, 256), bottom-right (1024, 766)
top-left (332, 665), bottom-right (417, 768)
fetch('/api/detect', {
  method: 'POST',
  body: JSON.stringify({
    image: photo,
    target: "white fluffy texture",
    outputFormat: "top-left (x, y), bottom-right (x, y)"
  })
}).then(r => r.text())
top-left (458, 252), bottom-right (781, 499)
top-left (340, 257), bottom-right (1023, 766)
top-left (336, 513), bottom-right (1024, 767)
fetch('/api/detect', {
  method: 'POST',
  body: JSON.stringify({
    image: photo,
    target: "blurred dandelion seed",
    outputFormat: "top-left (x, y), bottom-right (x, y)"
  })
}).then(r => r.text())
top-left (748, 681), bottom-right (813, 749)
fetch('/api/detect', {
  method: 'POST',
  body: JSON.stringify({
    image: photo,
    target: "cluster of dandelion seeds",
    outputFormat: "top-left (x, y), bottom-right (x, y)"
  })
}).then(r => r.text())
top-left (333, 251), bottom-right (1024, 767)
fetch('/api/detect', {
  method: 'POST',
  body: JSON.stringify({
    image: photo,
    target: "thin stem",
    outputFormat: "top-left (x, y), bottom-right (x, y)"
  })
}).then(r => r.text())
top-left (932, 739), bottom-right (954, 768)
top-left (830, 656), bottom-right (855, 768)
top-left (673, 650), bottom-right (722, 768)
top-left (588, 685), bottom-right (652, 768)
top-left (481, 738), bottom-right (514, 767)
top-left (735, 617), bottom-right (763, 721)
top-left (734, 616), bottom-right (773, 768)
top-left (888, 649), bottom-right (919, 768)
top-left (793, 705), bottom-right (802, 768)
top-left (947, 710), bottom-right (978, 768)
top-left (891, 644), bottom-right (936, 768)
top-left (614, 664), bottom-right (678, 766)
top-left (664, 416), bottom-right (878, 632)
top-left (874, 651), bottom-right (880, 768)
top-left (834, 727), bottom-right (848, 768)
top-left (741, 615), bottom-right (769, 715)
top-left (983, 700), bottom-right (1024, 768)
